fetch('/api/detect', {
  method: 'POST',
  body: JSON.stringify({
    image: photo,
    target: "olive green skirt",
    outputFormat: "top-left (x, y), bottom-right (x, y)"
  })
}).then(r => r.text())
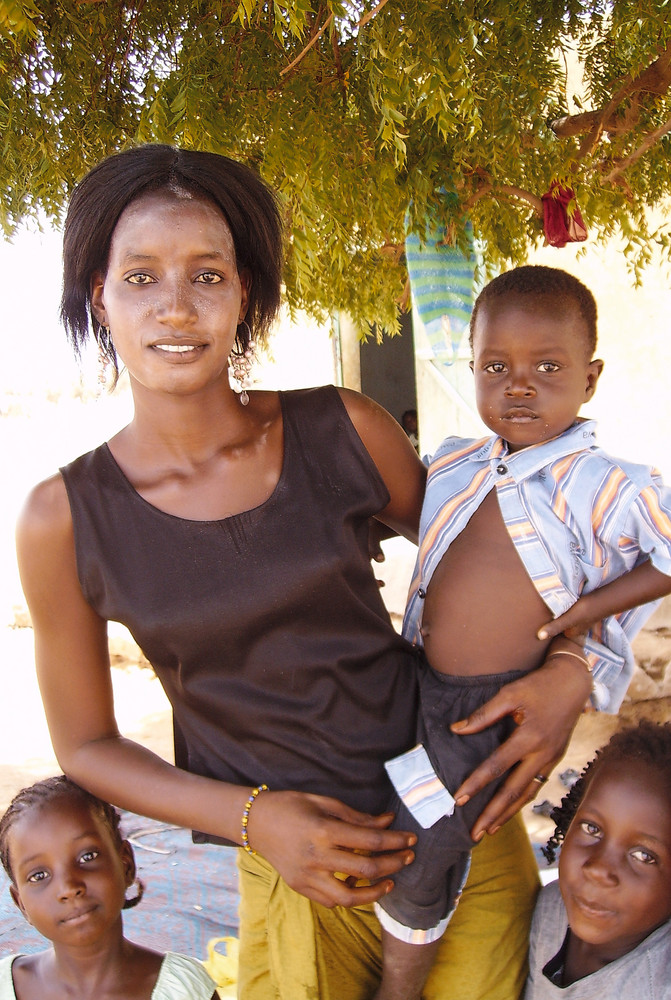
top-left (236, 812), bottom-right (539, 1000)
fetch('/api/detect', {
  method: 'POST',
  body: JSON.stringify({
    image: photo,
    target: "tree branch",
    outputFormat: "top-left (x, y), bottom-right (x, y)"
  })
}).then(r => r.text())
top-left (549, 38), bottom-right (671, 154)
top-left (465, 180), bottom-right (543, 216)
top-left (357, 0), bottom-right (392, 30)
top-left (605, 112), bottom-right (671, 183)
top-left (280, 11), bottom-right (334, 77)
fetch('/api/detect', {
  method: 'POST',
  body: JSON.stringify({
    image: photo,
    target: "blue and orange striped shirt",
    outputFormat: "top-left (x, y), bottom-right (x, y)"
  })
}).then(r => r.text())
top-left (403, 420), bottom-right (671, 712)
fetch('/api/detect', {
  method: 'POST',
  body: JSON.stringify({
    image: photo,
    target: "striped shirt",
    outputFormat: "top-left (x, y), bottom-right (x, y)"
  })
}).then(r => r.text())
top-left (403, 420), bottom-right (671, 712)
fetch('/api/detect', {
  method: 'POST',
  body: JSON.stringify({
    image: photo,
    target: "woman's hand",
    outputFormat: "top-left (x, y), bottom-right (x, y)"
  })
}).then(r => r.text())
top-left (246, 789), bottom-right (416, 908)
top-left (450, 647), bottom-right (593, 840)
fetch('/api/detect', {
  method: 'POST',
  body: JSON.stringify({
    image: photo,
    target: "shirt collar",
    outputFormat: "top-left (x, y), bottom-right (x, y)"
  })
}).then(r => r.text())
top-left (471, 419), bottom-right (598, 481)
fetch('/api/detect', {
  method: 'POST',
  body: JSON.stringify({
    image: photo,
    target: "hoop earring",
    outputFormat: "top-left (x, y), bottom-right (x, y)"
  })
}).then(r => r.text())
top-left (229, 321), bottom-right (255, 406)
top-left (122, 876), bottom-right (145, 910)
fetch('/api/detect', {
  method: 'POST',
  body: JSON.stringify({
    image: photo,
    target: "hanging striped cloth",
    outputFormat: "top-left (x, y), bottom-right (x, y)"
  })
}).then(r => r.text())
top-left (405, 219), bottom-right (475, 364)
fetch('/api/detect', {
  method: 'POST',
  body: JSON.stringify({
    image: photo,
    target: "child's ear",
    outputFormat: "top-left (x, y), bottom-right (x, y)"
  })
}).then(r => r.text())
top-left (120, 840), bottom-right (136, 889)
top-left (585, 358), bottom-right (604, 399)
top-left (9, 885), bottom-right (30, 924)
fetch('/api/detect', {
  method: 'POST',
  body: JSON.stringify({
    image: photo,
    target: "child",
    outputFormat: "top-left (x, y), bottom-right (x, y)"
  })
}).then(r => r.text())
top-left (525, 720), bottom-right (671, 997)
top-left (0, 776), bottom-right (218, 999)
top-left (374, 265), bottom-right (671, 1000)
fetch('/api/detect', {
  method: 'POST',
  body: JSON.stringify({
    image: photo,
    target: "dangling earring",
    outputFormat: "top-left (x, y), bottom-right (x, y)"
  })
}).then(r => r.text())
top-left (97, 326), bottom-right (111, 396)
top-left (122, 876), bottom-right (145, 910)
top-left (229, 321), bottom-right (255, 406)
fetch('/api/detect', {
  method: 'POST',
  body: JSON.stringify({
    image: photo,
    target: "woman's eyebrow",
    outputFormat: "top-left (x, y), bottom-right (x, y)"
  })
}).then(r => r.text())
top-left (118, 249), bottom-right (231, 264)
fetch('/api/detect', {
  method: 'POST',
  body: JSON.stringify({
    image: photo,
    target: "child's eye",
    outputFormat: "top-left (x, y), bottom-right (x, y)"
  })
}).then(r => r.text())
top-left (631, 847), bottom-right (657, 865)
top-left (79, 850), bottom-right (100, 864)
top-left (578, 820), bottom-right (602, 838)
top-left (537, 361), bottom-right (560, 373)
top-left (483, 362), bottom-right (507, 374)
top-left (27, 869), bottom-right (49, 883)
top-left (195, 271), bottom-right (222, 284)
top-left (126, 272), bottom-right (155, 285)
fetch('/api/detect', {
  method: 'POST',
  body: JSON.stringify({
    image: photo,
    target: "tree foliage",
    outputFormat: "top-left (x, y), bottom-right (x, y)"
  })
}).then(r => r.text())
top-left (2, 1), bottom-right (671, 335)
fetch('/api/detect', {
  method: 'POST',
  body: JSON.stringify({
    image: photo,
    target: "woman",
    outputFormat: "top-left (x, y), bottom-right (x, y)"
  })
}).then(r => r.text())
top-left (16, 145), bottom-right (592, 999)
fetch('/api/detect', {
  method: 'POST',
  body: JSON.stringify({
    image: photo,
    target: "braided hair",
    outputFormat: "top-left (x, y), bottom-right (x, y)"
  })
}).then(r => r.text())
top-left (543, 720), bottom-right (671, 863)
top-left (0, 775), bottom-right (144, 909)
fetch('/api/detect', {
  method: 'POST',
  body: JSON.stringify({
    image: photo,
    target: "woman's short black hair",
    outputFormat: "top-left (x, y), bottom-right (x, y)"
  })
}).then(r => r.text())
top-left (61, 144), bottom-right (284, 374)
top-left (469, 264), bottom-right (598, 358)
top-left (543, 720), bottom-right (671, 863)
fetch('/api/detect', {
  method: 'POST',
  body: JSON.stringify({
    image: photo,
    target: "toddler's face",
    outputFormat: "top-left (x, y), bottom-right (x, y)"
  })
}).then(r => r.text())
top-left (559, 758), bottom-right (671, 963)
top-left (470, 298), bottom-right (602, 451)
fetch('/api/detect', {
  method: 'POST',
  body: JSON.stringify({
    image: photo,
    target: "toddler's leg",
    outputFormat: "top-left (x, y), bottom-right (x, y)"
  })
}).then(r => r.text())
top-left (373, 932), bottom-right (440, 1000)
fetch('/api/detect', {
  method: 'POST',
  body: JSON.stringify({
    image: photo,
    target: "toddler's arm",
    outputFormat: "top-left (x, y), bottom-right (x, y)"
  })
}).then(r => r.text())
top-left (538, 560), bottom-right (671, 641)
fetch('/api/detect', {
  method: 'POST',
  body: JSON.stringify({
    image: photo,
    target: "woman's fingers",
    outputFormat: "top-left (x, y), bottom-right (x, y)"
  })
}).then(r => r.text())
top-left (450, 683), bottom-right (523, 739)
top-left (252, 791), bottom-right (416, 907)
top-left (465, 754), bottom-right (563, 839)
top-left (451, 652), bottom-right (592, 837)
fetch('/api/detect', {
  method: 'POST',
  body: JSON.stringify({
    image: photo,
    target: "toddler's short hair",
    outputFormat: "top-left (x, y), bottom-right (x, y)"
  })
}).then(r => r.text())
top-left (470, 265), bottom-right (598, 357)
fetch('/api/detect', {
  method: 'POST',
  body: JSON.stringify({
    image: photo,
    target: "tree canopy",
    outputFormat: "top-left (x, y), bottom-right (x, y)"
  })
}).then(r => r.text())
top-left (2, 1), bottom-right (671, 335)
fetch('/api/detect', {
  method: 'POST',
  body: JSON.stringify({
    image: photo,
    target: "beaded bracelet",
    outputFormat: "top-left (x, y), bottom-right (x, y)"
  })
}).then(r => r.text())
top-left (241, 784), bottom-right (269, 855)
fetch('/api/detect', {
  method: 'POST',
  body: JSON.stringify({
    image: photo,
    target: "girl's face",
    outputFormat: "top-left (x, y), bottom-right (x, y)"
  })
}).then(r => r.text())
top-left (559, 758), bottom-right (671, 963)
top-left (8, 797), bottom-right (133, 949)
top-left (91, 188), bottom-right (250, 399)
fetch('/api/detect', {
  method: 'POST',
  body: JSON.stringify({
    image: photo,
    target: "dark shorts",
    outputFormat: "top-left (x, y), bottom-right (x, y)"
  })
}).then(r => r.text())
top-left (378, 660), bottom-right (527, 935)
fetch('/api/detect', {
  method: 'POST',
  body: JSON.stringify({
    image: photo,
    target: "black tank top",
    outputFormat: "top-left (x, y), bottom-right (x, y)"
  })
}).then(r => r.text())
top-left (61, 386), bottom-right (419, 831)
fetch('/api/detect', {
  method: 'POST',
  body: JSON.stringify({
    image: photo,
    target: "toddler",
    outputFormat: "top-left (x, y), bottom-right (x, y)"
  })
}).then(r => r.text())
top-left (374, 266), bottom-right (671, 999)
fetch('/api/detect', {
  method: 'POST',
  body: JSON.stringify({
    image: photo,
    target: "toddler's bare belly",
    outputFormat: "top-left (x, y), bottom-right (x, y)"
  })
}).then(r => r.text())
top-left (421, 489), bottom-right (553, 676)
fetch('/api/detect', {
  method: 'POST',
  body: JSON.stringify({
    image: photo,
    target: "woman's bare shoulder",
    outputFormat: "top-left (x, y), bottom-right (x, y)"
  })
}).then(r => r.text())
top-left (16, 473), bottom-right (76, 583)
top-left (17, 471), bottom-right (72, 540)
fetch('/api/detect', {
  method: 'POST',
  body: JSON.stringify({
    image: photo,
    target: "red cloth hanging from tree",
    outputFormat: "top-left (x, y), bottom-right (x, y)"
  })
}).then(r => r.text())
top-left (542, 181), bottom-right (588, 247)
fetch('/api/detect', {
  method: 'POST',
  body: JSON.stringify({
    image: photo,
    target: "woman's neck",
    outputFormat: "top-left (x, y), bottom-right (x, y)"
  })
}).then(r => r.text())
top-left (106, 381), bottom-right (284, 521)
top-left (122, 375), bottom-right (252, 463)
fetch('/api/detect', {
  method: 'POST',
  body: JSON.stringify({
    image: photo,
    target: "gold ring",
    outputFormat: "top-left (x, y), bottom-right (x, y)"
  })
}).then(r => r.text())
top-left (532, 774), bottom-right (548, 785)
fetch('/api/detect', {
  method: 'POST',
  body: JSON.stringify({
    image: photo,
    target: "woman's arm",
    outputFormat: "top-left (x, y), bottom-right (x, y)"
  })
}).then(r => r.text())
top-left (16, 474), bottom-right (416, 908)
top-left (337, 387), bottom-right (427, 544)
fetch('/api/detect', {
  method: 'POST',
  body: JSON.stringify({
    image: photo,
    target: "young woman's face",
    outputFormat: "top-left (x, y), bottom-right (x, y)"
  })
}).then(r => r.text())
top-left (470, 298), bottom-right (602, 451)
top-left (559, 759), bottom-right (671, 963)
top-left (91, 188), bottom-right (250, 398)
top-left (8, 798), bottom-right (133, 949)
